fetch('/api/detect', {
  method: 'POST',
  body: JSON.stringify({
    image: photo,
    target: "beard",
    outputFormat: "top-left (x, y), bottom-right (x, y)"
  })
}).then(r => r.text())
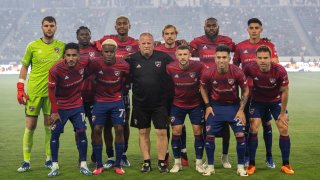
top-left (205, 28), bottom-right (219, 40)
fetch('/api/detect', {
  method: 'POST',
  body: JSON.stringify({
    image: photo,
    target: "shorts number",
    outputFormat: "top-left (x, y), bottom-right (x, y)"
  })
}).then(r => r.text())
top-left (80, 113), bottom-right (86, 122)
top-left (119, 109), bottom-right (125, 118)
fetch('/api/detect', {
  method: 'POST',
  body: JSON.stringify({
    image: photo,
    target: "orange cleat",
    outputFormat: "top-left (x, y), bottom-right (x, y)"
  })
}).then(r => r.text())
top-left (114, 167), bottom-right (125, 175)
top-left (281, 165), bottom-right (295, 175)
top-left (92, 167), bottom-right (104, 175)
top-left (246, 165), bottom-right (256, 175)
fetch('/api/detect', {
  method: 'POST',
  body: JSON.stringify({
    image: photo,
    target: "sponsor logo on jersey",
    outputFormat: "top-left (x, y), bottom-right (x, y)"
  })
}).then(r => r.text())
top-left (174, 74), bottom-right (179, 78)
top-left (136, 64), bottom-right (141, 68)
top-left (99, 70), bottom-right (103, 74)
top-left (155, 61), bottom-right (161, 67)
top-left (213, 80), bottom-right (218, 84)
top-left (254, 77), bottom-right (259, 80)
top-left (243, 50), bottom-right (248, 54)
top-left (54, 47), bottom-right (60, 53)
top-left (189, 72), bottom-right (196, 78)
top-left (269, 78), bottom-right (276, 84)
top-left (228, 79), bottom-right (234, 85)
top-left (89, 52), bottom-right (95, 57)
top-left (203, 45), bottom-right (208, 50)
top-left (114, 70), bottom-right (120, 76)
top-left (64, 76), bottom-right (69, 80)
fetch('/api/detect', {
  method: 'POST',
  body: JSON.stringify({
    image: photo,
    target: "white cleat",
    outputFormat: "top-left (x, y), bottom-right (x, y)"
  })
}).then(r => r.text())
top-left (196, 163), bottom-right (205, 173)
top-left (202, 160), bottom-right (208, 169)
top-left (170, 164), bottom-right (182, 173)
top-left (221, 154), bottom-right (232, 168)
top-left (237, 164), bottom-right (249, 177)
top-left (202, 165), bottom-right (215, 176)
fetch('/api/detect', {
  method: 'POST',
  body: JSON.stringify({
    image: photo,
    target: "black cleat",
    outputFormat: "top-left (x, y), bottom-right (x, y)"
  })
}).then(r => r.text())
top-left (140, 163), bottom-right (151, 173)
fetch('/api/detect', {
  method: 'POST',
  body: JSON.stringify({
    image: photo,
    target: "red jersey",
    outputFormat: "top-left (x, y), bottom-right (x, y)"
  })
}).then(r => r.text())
top-left (166, 60), bottom-right (204, 108)
top-left (88, 57), bottom-right (129, 102)
top-left (200, 64), bottom-right (247, 103)
top-left (154, 43), bottom-right (178, 60)
top-left (189, 35), bottom-right (235, 68)
top-left (243, 62), bottom-right (289, 102)
top-left (233, 39), bottom-right (278, 68)
top-left (80, 45), bottom-right (100, 102)
top-left (48, 58), bottom-right (89, 113)
top-left (98, 35), bottom-right (139, 58)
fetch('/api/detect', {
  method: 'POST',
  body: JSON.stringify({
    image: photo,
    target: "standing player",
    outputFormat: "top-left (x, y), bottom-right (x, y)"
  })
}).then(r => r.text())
top-left (155, 24), bottom-right (189, 166)
top-left (76, 26), bottom-right (100, 165)
top-left (16, 16), bottom-right (65, 172)
top-left (200, 45), bottom-right (249, 176)
top-left (166, 45), bottom-right (205, 173)
top-left (89, 39), bottom-right (129, 175)
top-left (190, 17), bottom-right (235, 168)
top-left (244, 46), bottom-right (294, 175)
top-left (48, 43), bottom-right (91, 177)
top-left (233, 18), bottom-right (279, 168)
top-left (128, 33), bottom-right (173, 173)
top-left (96, 16), bottom-right (138, 168)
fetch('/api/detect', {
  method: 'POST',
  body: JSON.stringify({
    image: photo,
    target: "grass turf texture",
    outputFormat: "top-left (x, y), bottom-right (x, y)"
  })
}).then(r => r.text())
top-left (0, 73), bottom-right (319, 179)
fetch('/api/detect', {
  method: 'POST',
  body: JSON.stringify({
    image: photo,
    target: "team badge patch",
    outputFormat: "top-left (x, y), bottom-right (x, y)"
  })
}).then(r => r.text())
top-left (89, 52), bottom-right (95, 57)
top-left (155, 61), bottom-right (161, 67)
top-left (114, 70), bottom-right (120, 76)
top-left (228, 79), bottom-right (234, 85)
top-left (249, 108), bottom-right (255, 115)
top-left (206, 125), bottom-right (211, 132)
top-left (29, 106), bottom-right (35, 112)
top-left (126, 46), bottom-right (132, 52)
top-left (189, 72), bottom-right (196, 78)
top-left (54, 47), bottom-right (60, 53)
top-left (170, 116), bottom-right (175, 123)
top-left (269, 78), bottom-right (276, 84)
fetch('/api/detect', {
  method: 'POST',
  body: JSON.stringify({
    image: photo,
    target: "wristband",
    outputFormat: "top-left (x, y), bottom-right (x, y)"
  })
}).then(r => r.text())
top-left (18, 79), bottom-right (25, 83)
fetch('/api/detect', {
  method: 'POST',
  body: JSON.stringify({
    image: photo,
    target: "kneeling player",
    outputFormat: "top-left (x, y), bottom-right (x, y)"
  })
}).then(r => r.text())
top-left (48, 43), bottom-right (91, 177)
top-left (89, 39), bottom-right (129, 175)
top-left (200, 45), bottom-right (249, 176)
top-left (166, 45), bottom-right (205, 173)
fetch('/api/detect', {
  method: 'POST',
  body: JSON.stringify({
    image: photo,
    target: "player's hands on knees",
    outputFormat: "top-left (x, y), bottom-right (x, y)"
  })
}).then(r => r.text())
top-left (17, 82), bottom-right (29, 105)
top-left (205, 107), bottom-right (214, 121)
top-left (50, 113), bottom-right (61, 125)
top-left (277, 113), bottom-right (288, 127)
top-left (234, 110), bottom-right (246, 126)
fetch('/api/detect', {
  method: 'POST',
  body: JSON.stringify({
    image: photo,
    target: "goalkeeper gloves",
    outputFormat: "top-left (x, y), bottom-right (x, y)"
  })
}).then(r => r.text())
top-left (17, 82), bottom-right (28, 105)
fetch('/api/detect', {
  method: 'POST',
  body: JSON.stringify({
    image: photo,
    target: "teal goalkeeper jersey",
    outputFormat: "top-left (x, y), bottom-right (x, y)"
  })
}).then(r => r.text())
top-left (21, 38), bottom-right (65, 97)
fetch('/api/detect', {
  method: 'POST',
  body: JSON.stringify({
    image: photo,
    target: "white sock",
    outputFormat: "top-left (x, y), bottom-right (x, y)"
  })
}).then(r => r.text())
top-left (174, 158), bottom-right (181, 165)
top-left (181, 148), bottom-right (187, 153)
top-left (52, 162), bottom-right (59, 169)
top-left (80, 161), bottom-right (87, 167)
top-left (108, 157), bottom-right (115, 161)
top-left (237, 164), bottom-right (244, 169)
top-left (46, 156), bottom-right (51, 161)
top-left (196, 159), bottom-right (202, 165)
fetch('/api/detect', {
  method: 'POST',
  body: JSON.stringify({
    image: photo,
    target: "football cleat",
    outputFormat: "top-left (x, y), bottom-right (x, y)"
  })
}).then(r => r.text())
top-left (202, 165), bottom-right (215, 176)
top-left (158, 163), bottom-right (169, 173)
top-left (181, 152), bottom-right (188, 167)
top-left (114, 167), bottom-right (125, 175)
top-left (202, 160), bottom-right (208, 169)
top-left (45, 160), bottom-right (53, 169)
top-left (17, 161), bottom-right (30, 172)
top-left (169, 164), bottom-right (182, 173)
top-left (120, 155), bottom-right (131, 167)
top-left (246, 165), bottom-right (256, 175)
top-left (265, 157), bottom-right (276, 168)
top-left (237, 164), bottom-right (249, 177)
top-left (80, 165), bottom-right (92, 175)
top-left (103, 159), bottom-right (115, 169)
top-left (92, 167), bottom-right (104, 175)
top-left (48, 167), bottom-right (59, 177)
top-left (221, 154), bottom-right (231, 168)
top-left (281, 165), bottom-right (295, 175)
top-left (140, 163), bottom-right (151, 173)
top-left (196, 163), bottom-right (205, 173)
top-left (164, 153), bottom-right (170, 166)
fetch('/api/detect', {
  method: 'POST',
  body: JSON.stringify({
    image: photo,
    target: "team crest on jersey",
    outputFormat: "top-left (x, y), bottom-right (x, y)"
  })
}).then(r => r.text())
top-left (126, 46), bottom-right (132, 52)
top-left (114, 70), bottom-right (120, 76)
top-left (29, 106), bottom-right (35, 112)
top-left (89, 52), bottom-right (95, 57)
top-left (203, 45), bottom-right (208, 50)
top-left (189, 72), bottom-right (196, 78)
top-left (170, 116), bottom-right (175, 123)
top-left (79, 68), bottom-right (84, 75)
top-left (155, 61), bottom-right (161, 67)
top-left (249, 108), bottom-right (255, 115)
top-left (54, 47), bottom-right (60, 53)
top-left (228, 79), bottom-right (234, 85)
top-left (213, 80), bottom-right (218, 84)
top-left (174, 74), bottom-right (179, 78)
top-left (269, 78), bottom-right (276, 84)
top-left (206, 125), bottom-right (211, 132)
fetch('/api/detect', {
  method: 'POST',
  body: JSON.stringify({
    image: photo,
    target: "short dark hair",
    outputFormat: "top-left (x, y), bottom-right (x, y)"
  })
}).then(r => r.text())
top-left (247, 18), bottom-right (262, 26)
top-left (162, 24), bottom-right (178, 36)
top-left (205, 17), bottom-right (218, 24)
top-left (256, 45), bottom-right (271, 57)
top-left (42, 16), bottom-right (56, 25)
top-left (76, 26), bottom-right (91, 36)
top-left (64, 42), bottom-right (79, 53)
top-left (177, 45), bottom-right (189, 51)
top-left (215, 44), bottom-right (230, 54)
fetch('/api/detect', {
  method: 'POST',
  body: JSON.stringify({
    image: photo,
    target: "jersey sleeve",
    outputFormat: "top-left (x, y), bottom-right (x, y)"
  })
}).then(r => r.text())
top-left (189, 39), bottom-right (199, 57)
top-left (236, 69), bottom-right (248, 89)
top-left (269, 42), bottom-right (278, 59)
top-left (278, 66), bottom-right (289, 87)
top-left (48, 68), bottom-right (58, 113)
top-left (21, 43), bottom-right (33, 67)
top-left (200, 69), bottom-right (210, 86)
top-left (232, 45), bottom-right (241, 66)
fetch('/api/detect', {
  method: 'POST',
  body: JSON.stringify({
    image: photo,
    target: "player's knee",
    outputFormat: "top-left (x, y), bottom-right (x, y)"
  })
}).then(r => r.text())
top-left (278, 125), bottom-right (288, 135)
top-left (114, 125), bottom-right (124, 134)
top-left (171, 125), bottom-right (182, 135)
top-left (156, 129), bottom-right (167, 137)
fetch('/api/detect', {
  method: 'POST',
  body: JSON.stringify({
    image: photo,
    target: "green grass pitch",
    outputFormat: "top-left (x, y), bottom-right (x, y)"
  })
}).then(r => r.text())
top-left (0, 73), bottom-right (319, 179)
